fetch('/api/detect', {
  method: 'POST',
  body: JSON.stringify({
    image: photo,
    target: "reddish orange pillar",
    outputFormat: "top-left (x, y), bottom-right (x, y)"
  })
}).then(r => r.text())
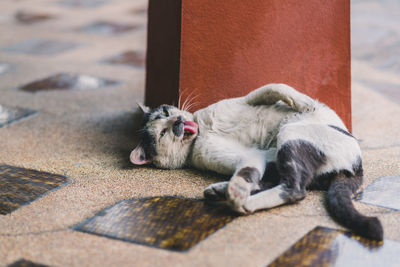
top-left (146, 0), bottom-right (351, 129)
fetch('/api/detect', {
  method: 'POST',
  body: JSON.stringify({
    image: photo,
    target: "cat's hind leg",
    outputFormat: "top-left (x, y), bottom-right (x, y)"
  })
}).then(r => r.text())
top-left (241, 140), bottom-right (326, 213)
top-left (242, 184), bottom-right (288, 213)
top-left (205, 162), bottom-right (279, 207)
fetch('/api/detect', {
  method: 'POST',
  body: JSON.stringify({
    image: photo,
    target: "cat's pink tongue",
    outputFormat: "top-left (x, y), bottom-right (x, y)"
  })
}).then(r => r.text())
top-left (183, 121), bottom-right (198, 134)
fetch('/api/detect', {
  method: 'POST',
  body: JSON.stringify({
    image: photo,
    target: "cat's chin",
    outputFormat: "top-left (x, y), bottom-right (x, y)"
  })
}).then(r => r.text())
top-left (153, 147), bottom-right (191, 169)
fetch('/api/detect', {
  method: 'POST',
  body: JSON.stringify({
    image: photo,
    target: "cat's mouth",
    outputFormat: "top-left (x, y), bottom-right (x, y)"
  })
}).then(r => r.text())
top-left (183, 121), bottom-right (198, 140)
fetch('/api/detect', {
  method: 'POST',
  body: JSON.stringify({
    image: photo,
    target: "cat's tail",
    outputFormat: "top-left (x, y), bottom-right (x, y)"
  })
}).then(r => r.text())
top-left (326, 172), bottom-right (384, 241)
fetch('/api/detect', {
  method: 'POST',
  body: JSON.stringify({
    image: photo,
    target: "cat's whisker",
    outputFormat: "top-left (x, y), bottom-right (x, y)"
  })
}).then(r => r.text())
top-left (181, 98), bottom-right (188, 111)
top-left (184, 101), bottom-right (198, 112)
top-left (181, 90), bottom-right (198, 108)
top-left (181, 92), bottom-right (200, 112)
top-left (181, 91), bottom-right (196, 111)
top-left (180, 97), bottom-right (186, 110)
top-left (185, 95), bottom-right (200, 111)
top-left (182, 98), bottom-right (191, 112)
top-left (178, 94), bottom-right (182, 109)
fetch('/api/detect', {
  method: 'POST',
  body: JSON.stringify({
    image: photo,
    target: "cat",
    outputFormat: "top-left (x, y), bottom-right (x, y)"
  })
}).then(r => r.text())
top-left (130, 83), bottom-right (383, 241)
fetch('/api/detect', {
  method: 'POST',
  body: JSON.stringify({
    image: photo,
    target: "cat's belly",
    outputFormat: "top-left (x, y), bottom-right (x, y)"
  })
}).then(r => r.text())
top-left (194, 102), bottom-right (292, 150)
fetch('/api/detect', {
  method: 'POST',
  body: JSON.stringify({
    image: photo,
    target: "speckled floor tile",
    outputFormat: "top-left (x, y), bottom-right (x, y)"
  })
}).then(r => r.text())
top-left (2, 38), bottom-right (80, 56)
top-left (74, 196), bottom-right (237, 251)
top-left (104, 51), bottom-right (145, 68)
top-left (59, 0), bottom-right (109, 8)
top-left (0, 165), bottom-right (69, 215)
top-left (7, 259), bottom-right (48, 267)
top-left (15, 11), bottom-right (54, 24)
top-left (0, 105), bottom-right (37, 128)
top-left (19, 73), bottom-right (120, 92)
top-left (354, 176), bottom-right (400, 211)
top-left (80, 21), bottom-right (138, 35)
top-left (268, 226), bottom-right (400, 267)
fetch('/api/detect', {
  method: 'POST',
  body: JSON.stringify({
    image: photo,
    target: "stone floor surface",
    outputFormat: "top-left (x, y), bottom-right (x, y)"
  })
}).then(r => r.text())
top-left (0, 0), bottom-right (399, 266)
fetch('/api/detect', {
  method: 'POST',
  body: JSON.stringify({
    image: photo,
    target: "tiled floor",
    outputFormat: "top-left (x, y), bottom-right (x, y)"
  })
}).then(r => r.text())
top-left (2, 38), bottom-right (81, 56)
top-left (0, 63), bottom-right (12, 75)
top-left (59, 0), bottom-right (111, 8)
top-left (7, 259), bottom-right (48, 267)
top-left (19, 73), bottom-right (120, 92)
top-left (79, 21), bottom-right (139, 35)
top-left (0, 105), bottom-right (37, 128)
top-left (0, 165), bottom-right (68, 215)
top-left (356, 176), bottom-right (400, 211)
top-left (351, 0), bottom-right (400, 106)
top-left (268, 226), bottom-right (400, 267)
top-left (74, 196), bottom-right (237, 251)
top-left (0, 0), bottom-right (399, 266)
top-left (15, 11), bottom-right (55, 24)
top-left (104, 51), bottom-right (146, 68)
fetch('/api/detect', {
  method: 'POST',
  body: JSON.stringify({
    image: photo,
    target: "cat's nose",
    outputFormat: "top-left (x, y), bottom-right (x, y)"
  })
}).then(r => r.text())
top-left (174, 116), bottom-right (184, 122)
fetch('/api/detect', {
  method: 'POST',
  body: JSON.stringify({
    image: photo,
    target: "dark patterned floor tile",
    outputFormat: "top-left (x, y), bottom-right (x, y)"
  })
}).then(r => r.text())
top-left (2, 38), bottom-right (80, 56)
top-left (74, 196), bottom-right (237, 251)
top-left (60, 0), bottom-right (109, 8)
top-left (7, 259), bottom-right (48, 267)
top-left (0, 63), bottom-right (11, 75)
top-left (80, 21), bottom-right (139, 35)
top-left (130, 6), bottom-right (148, 15)
top-left (15, 11), bottom-right (54, 24)
top-left (104, 51), bottom-right (145, 68)
top-left (354, 176), bottom-right (400, 211)
top-left (0, 165), bottom-right (69, 215)
top-left (0, 105), bottom-right (38, 128)
top-left (19, 73), bottom-right (120, 92)
top-left (268, 226), bottom-right (400, 267)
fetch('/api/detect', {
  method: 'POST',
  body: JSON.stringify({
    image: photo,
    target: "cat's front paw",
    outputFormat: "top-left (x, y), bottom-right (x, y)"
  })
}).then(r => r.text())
top-left (204, 181), bottom-right (228, 202)
top-left (226, 176), bottom-right (252, 214)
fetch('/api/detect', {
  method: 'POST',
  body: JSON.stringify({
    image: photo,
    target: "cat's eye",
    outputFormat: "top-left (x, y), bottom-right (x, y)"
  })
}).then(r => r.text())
top-left (160, 128), bottom-right (167, 137)
top-left (162, 107), bottom-right (169, 117)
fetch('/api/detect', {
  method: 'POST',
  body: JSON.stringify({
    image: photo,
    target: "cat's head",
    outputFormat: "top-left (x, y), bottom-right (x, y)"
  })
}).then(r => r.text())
top-left (130, 104), bottom-right (198, 169)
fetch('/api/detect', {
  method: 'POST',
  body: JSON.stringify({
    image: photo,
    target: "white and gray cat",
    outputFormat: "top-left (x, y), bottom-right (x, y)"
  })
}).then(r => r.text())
top-left (131, 83), bottom-right (383, 240)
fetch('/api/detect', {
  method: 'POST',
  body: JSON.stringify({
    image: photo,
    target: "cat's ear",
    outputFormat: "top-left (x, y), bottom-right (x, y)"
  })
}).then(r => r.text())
top-left (130, 144), bottom-right (151, 165)
top-left (137, 103), bottom-right (151, 114)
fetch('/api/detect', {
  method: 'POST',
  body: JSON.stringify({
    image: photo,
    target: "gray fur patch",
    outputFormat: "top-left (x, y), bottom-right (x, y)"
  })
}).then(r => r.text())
top-left (237, 167), bottom-right (261, 184)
